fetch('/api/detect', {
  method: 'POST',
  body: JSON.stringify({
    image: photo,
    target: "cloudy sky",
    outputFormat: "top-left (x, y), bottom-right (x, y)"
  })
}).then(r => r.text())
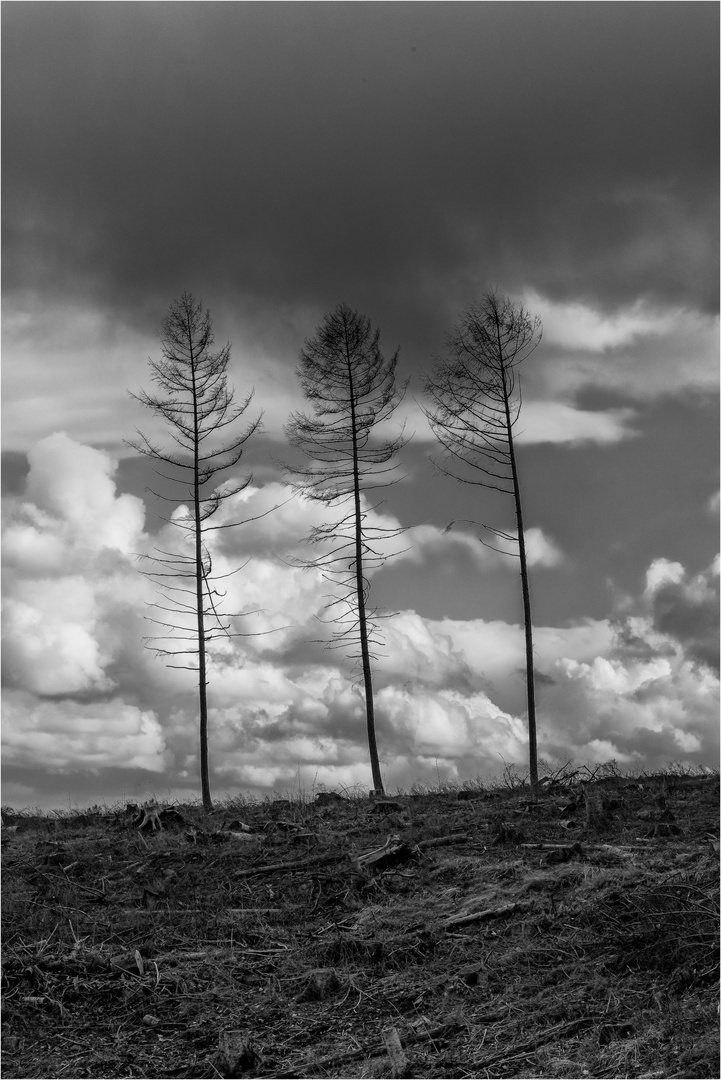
top-left (2, 2), bottom-right (718, 811)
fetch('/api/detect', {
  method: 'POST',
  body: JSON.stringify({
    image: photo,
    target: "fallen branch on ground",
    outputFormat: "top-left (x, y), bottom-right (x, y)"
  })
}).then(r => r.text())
top-left (442, 901), bottom-right (531, 929)
top-left (467, 1015), bottom-right (600, 1071)
top-left (233, 852), bottom-right (344, 878)
top-left (263, 1014), bottom-right (504, 1078)
top-left (417, 833), bottom-right (471, 849)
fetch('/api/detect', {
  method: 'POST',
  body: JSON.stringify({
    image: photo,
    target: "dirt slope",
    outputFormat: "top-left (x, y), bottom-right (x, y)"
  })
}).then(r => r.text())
top-left (2, 772), bottom-right (718, 1079)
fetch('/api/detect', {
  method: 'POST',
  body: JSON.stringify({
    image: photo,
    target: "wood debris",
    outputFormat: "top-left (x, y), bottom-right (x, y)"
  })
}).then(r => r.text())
top-left (354, 834), bottom-right (418, 872)
top-left (383, 1025), bottom-right (410, 1078)
top-left (3, 772), bottom-right (717, 1080)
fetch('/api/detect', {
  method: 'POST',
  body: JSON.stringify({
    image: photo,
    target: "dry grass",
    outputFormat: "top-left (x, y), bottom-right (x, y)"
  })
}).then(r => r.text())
top-left (1, 767), bottom-right (718, 1079)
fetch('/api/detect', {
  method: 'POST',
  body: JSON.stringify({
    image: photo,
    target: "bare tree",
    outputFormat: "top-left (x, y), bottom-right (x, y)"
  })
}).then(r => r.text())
top-left (424, 290), bottom-right (542, 792)
top-left (128, 292), bottom-right (261, 811)
top-left (284, 303), bottom-right (408, 795)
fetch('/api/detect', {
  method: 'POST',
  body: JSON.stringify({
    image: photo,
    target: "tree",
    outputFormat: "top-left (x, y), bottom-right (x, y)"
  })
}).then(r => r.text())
top-left (424, 290), bottom-right (542, 792)
top-left (128, 292), bottom-right (261, 811)
top-left (284, 303), bottom-right (408, 795)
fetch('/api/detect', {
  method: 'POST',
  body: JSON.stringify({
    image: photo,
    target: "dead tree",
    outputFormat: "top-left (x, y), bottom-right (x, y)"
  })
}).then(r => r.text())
top-left (424, 290), bottom-right (542, 791)
top-left (128, 292), bottom-right (261, 811)
top-left (284, 303), bottom-right (408, 795)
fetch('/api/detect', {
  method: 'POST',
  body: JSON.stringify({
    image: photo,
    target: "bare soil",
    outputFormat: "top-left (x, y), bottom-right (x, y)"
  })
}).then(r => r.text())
top-left (2, 770), bottom-right (718, 1079)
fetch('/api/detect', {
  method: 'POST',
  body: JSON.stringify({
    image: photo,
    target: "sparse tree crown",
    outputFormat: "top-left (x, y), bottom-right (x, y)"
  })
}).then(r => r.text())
top-left (425, 290), bottom-right (542, 792)
top-left (128, 292), bottom-right (262, 811)
top-left (284, 303), bottom-right (408, 794)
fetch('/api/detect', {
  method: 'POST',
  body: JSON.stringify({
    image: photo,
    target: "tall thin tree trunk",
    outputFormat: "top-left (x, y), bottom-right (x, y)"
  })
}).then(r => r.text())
top-left (190, 340), bottom-right (213, 812)
top-left (354, 477), bottom-right (383, 793)
top-left (196, 512), bottom-right (211, 811)
top-left (499, 336), bottom-right (538, 795)
top-left (510, 450), bottom-right (538, 794)
top-left (346, 339), bottom-right (384, 795)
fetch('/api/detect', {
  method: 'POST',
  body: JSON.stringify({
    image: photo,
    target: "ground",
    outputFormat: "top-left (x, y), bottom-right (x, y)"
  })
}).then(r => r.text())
top-left (1, 766), bottom-right (718, 1079)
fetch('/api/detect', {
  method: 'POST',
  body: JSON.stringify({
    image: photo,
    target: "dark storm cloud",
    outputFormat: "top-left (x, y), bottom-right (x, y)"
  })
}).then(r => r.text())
top-left (3, 2), bottom-right (717, 363)
top-left (649, 567), bottom-right (720, 674)
top-left (1, 451), bottom-right (29, 496)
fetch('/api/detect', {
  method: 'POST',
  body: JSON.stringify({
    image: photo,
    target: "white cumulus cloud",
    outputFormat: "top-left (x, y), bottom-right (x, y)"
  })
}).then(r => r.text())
top-left (516, 401), bottom-right (637, 446)
top-left (521, 292), bottom-right (718, 401)
top-left (2, 433), bottom-right (717, 809)
top-left (522, 291), bottom-right (674, 352)
top-left (3, 692), bottom-right (167, 773)
top-left (396, 521), bottom-right (564, 570)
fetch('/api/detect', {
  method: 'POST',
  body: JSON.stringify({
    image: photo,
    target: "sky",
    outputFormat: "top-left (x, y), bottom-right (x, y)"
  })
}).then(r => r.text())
top-left (2, 2), bottom-right (719, 811)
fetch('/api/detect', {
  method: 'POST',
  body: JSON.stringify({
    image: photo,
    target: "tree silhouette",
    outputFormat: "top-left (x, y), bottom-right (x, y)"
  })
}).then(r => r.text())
top-left (424, 290), bottom-right (542, 791)
top-left (284, 303), bottom-right (408, 794)
top-left (128, 292), bottom-right (261, 811)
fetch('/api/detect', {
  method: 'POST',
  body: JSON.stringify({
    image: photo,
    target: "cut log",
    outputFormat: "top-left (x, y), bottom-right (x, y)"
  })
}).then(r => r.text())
top-left (442, 901), bottom-right (530, 928)
top-left (233, 852), bottom-right (343, 878)
top-left (355, 835), bottom-right (418, 873)
top-left (383, 1026), bottom-right (410, 1079)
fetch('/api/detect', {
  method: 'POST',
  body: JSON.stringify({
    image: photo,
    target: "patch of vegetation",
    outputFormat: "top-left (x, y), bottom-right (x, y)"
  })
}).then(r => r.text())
top-left (2, 765), bottom-right (718, 1078)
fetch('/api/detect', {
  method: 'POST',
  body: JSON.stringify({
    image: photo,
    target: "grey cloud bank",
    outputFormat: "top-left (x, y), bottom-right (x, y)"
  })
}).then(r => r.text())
top-left (4, 4), bottom-right (717, 341)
